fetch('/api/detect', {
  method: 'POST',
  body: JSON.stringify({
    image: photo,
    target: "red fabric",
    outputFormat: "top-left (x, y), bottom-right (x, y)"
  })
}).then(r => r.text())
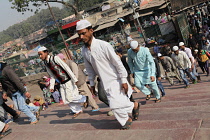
top-left (34, 102), bottom-right (40, 106)
top-left (205, 51), bottom-right (210, 57)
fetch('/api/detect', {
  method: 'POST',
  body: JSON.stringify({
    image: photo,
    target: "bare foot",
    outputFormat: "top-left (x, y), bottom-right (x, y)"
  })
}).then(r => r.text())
top-left (1, 124), bottom-right (9, 135)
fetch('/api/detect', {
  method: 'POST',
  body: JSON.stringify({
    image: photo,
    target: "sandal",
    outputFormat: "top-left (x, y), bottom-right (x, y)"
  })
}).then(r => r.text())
top-left (155, 98), bottom-right (161, 103)
top-left (0, 129), bottom-right (12, 139)
top-left (83, 96), bottom-right (89, 109)
top-left (72, 111), bottom-right (82, 119)
top-left (146, 95), bottom-right (151, 100)
top-left (132, 102), bottom-right (140, 120)
top-left (121, 118), bottom-right (133, 130)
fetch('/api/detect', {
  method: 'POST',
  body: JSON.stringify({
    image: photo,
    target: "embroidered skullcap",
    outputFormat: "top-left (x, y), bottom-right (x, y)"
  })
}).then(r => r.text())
top-left (194, 49), bottom-right (198, 52)
top-left (130, 40), bottom-right (139, 49)
top-left (76, 20), bottom-right (92, 31)
top-left (179, 42), bottom-right (185, 46)
top-left (38, 46), bottom-right (47, 52)
top-left (173, 46), bottom-right (179, 51)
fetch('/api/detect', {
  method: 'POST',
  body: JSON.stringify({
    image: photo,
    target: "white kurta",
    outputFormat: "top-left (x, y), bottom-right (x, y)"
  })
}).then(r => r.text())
top-left (82, 37), bottom-right (134, 126)
top-left (45, 55), bottom-right (85, 113)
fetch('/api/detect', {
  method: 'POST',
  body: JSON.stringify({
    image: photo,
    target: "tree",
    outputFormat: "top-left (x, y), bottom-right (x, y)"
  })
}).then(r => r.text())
top-left (0, 7), bottom-right (68, 45)
top-left (9, 0), bottom-right (82, 19)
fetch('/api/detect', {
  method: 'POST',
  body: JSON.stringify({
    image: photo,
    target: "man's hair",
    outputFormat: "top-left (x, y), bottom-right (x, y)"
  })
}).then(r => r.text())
top-left (86, 26), bottom-right (93, 30)
top-left (116, 49), bottom-right (123, 54)
top-left (25, 99), bottom-right (31, 104)
top-left (43, 50), bottom-right (49, 53)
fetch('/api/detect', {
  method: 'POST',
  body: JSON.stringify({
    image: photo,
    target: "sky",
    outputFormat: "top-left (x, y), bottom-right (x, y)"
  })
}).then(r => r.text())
top-left (0, 1), bottom-right (63, 32)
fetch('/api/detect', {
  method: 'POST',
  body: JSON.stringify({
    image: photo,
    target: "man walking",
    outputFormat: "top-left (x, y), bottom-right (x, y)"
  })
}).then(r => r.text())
top-left (57, 53), bottom-right (100, 112)
top-left (179, 42), bottom-right (200, 82)
top-left (128, 40), bottom-right (161, 102)
top-left (153, 57), bottom-right (166, 97)
top-left (157, 53), bottom-right (182, 85)
top-left (77, 20), bottom-right (139, 130)
top-left (38, 47), bottom-right (86, 118)
top-left (0, 62), bottom-right (39, 124)
top-left (171, 46), bottom-right (192, 88)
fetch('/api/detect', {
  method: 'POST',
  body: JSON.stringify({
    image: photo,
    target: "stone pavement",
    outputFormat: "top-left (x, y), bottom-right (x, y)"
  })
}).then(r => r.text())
top-left (4, 70), bottom-right (210, 140)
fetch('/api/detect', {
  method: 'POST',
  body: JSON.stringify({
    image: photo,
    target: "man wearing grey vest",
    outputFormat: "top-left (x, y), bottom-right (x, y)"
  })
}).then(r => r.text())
top-left (38, 47), bottom-right (86, 118)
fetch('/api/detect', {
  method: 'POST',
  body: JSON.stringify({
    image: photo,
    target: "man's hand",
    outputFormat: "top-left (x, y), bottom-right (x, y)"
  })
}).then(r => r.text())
top-left (157, 77), bottom-right (161, 81)
top-left (191, 64), bottom-right (194, 70)
top-left (50, 89), bottom-right (54, 93)
top-left (2, 93), bottom-right (7, 100)
top-left (150, 76), bottom-right (155, 82)
top-left (90, 86), bottom-right (97, 96)
top-left (122, 83), bottom-right (128, 96)
top-left (25, 92), bottom-right (31, 98)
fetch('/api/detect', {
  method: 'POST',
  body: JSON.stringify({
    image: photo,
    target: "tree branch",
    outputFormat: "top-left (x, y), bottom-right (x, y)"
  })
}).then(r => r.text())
top-left (47, 0), bottom-right (80, 17)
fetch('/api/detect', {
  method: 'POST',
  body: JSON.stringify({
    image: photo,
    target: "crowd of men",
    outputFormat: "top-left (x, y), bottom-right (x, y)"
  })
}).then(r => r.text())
top-left (153, 3), bottom-right (210, 89)
top-left (1, 3), bottom-right (210, 137)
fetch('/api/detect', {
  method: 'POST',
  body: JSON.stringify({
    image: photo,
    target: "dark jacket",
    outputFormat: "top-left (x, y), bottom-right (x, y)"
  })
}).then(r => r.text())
top-left (188, 37), bottom-right (197, 49)
top-left (0, 64), bottom-right (26, 97)
top-left (121, 56), bottom-right (131, 75)
top-left (154, 58), bottom-right (161, 78)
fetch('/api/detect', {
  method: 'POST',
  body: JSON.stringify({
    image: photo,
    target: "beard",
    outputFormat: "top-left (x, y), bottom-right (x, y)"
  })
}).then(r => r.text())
top-left (84, 35), bottom-right (93, 47)
top-left (84, 42), bottom-right (89, 47)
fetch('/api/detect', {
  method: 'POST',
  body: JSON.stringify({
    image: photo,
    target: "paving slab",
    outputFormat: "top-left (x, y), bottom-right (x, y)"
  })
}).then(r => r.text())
top-left (193, 128), bottom-right (210, 140)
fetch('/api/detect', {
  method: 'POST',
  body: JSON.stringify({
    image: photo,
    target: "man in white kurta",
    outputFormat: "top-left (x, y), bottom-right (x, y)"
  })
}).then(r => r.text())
top-left (77, 20), bottom-right (139, 128)
top-left (38, 47), bottom-right (86, 116)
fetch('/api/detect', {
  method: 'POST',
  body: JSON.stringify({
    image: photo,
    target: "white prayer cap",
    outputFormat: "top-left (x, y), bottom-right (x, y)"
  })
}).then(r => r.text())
top-left (194, 49), bottom-right (198, 52)
top-left (38, 46), bottom-right (47, 52)
top-left (130, 40), bottom-right (139, 49)
top-left (157, 53), bottom-right (162, 57)
top-left (179, 42), bottom-right (185, 46)
top-left (127, 36), bottom-right (133, 42)
top-left (76, 20), bottom-right (92, 31)
top-left (173, 46), bottom-right (179, 51)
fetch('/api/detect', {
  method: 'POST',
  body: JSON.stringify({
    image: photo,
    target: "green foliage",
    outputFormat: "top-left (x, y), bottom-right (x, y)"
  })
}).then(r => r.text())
top-left (9, 0), bottom-right (45, 14)
top-left (0, 7), bottom-right (70, 45)
top-left (76, 0), bottom-right (106, 11)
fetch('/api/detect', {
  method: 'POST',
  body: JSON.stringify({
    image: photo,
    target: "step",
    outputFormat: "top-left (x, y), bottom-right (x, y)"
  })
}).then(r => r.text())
top-left (10, 119), bottom-right (201, 131)
top-left (5, 128), bottom-right (196, 140)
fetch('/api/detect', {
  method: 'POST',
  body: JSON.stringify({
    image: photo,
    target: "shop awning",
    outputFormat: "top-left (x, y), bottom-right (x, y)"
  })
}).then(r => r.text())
top-left (66, 33), bottom-right (79, 42)
top-left (94, 20), bottom-right (119, 32)
top-left (139, 11), bottom-right (153, 17)
top-left (158, 3), bottom-right (168, 9)
top-left (141, 0), bottom-right (165, 10)
top-left (62, 20), bottom-right (79, 30)
top-left (66, 20), bottom-right (119, 41)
